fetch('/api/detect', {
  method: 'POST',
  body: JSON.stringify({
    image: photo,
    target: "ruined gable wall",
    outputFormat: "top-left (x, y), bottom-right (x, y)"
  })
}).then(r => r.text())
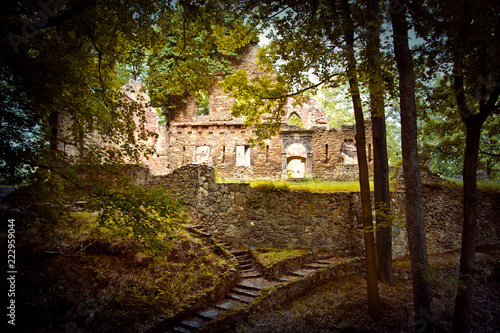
top-left (170, 44), bottom-right (260, 124)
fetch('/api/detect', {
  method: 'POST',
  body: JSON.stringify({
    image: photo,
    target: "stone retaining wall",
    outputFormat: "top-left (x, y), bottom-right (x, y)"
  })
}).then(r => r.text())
top-left (139, 164), bottom-right (500, 257)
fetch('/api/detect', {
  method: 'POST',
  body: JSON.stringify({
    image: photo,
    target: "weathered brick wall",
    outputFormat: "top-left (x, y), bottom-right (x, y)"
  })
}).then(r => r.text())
top-left (311, 122), bottom-right (374, 180)
top-left (136, 164), bottom-right (499, 258)
top-left (169, 124), bottom-right (283, 180)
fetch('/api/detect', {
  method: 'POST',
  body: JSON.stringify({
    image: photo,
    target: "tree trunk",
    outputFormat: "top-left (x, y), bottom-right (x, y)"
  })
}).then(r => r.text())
top-left (452, 117), bottom-right (481, 333)
top-left (49, 110), bottom-right (60, 169)
top-left (451, 73), bottom-right (499, 333)
top-left (367, 0), bottom-right (394, 286)
top-left (389, 1), bottom-right (436, 332)
top-left (342, 0), bottom-right (380, 321)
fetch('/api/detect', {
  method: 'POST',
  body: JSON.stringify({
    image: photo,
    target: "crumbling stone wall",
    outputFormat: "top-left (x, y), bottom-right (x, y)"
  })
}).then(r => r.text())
top-left (138, 164), bottom-right (500, 257)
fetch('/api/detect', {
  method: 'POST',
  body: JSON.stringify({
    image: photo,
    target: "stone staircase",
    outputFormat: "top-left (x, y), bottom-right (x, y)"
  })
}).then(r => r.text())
top-left (164, 226), bottom-right (362, 333)
top-left (168, 246), bottom-right (279, 333)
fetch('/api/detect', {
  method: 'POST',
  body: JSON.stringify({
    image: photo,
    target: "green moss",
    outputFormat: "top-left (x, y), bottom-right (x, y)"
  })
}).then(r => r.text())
top-left (252, 248), bottom-right (309, 266)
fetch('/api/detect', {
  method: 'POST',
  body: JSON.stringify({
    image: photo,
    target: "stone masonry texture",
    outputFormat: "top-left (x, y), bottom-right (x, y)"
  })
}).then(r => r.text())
top-left (139, 164), bottom-right (500, 257)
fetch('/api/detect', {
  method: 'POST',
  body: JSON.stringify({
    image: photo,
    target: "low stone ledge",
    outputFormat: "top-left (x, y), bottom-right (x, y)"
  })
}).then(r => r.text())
top-left (146, 227), bottom-right (240, 333)
top-left (199, 257), bottom-right (364, 333)
top-left (250, 249), bottom-right (318, 280)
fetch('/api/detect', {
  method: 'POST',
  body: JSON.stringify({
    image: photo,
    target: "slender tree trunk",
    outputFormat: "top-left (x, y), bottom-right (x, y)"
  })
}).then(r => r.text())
top-left (367, 0), bottom-right (394, 286)
top-left (452, 117), bottom-right (481, 333)
top-left (389, 1), bottom-right (436, 332)
top-left (49, 110), bottom-right (60, 169)
top-left (342, 0), bottom-right (380, 321)
top-left (451, 73), bottom-right (500, 333)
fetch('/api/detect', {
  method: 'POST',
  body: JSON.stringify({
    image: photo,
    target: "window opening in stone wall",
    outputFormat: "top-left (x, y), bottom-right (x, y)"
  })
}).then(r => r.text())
top-left (288, 113), bottom-right (303, 127)
top-left (235, 145), bottom-right (251, 166)
top-left (194, 145), bottom-right (211, 165)
top-left (266, 145), bottom-right (269, 163)
top-left (342, 139), bottom-right (358, 165)
top-left (182, 146), bottom-right (186, 164)
top-left (368, 144), bottom-right (372, 162)
top-left (325, 144), bottom-right (329, 161)
top-left (222, 146), bottom-right (226, 164)
top-left (194, 91), bottom-right (210, 116)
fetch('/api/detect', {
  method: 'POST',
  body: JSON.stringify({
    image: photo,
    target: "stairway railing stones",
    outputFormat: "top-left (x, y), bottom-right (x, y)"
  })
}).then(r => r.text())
top-left (198, 257), bottom-right (364, 333)
top-left (146, 226), bottom-right (240, 333)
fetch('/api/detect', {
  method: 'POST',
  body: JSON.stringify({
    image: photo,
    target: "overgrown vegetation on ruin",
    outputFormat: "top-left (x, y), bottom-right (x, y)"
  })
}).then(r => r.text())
top-left (216, 177), bottom-right (377, 192)
top-left (8, 211), bottom-right (230, 332)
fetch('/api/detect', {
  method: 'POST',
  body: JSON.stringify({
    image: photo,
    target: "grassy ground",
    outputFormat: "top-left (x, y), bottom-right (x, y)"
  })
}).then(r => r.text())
top-left (445, 179), bottom-right (500, 192)
top-left (247, 179), bottom-right (376, 192)
top-left (235, 246), bottom-right (500, 333)
top-left (218, 177), bottom-right (500, 193)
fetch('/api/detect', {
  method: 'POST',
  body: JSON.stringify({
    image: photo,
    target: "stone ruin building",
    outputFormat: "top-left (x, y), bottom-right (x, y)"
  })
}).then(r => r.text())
top-left (61, 43), bottom-right (373, 180)
top-left (126, 43), bottom-right (373, 181)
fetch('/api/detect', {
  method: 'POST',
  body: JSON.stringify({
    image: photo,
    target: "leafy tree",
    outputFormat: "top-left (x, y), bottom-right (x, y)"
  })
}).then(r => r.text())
top-left (417, 78), bottom-right (500, 181)
top-left (317, 85), bottom-right (357, 128)
top-left (410, 0), bottom-right (500, 331)
top-left (146, 1), bottom-right (257, 121)
top-left (0, 0), bottom-right (250, 249)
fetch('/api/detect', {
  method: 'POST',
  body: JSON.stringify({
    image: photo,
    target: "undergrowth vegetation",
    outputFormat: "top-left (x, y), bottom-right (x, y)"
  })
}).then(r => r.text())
top-left (12, 210), bottom-right (230, 332)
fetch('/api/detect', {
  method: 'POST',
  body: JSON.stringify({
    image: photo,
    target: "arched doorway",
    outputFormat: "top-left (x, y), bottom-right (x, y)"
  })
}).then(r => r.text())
top-left (280, 130), bottom-right (313, 179)
top-left (286, 143), bottom-right (307, 178)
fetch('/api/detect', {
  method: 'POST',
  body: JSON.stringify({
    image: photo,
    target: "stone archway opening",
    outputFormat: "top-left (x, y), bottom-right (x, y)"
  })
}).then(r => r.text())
top-left (286, 143), bottom-right (307, 179)
top-left (281, 131), bottom-right (313, 179)
top-left (286, 156), bottom-right (306, 178)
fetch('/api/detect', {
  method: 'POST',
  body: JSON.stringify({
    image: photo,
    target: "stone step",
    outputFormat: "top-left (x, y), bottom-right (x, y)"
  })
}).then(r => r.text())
top-left (290, 269), bottom-right (317, 277)
top-left (231, 287), bottom-right (261, 297)
top-left (314, 260), bottom-right (334, 265)
top-left (241, 271), bottom-right (262, 278)
top-left (275, 275), bottom-right (297, 283)
top-left (214, 299), bottom-right (245, 311)
top-left (239, 263), bottom-right (253, 270)
top-left (236, 254), bottom-right (251, 261)
top-left (236, 280), bottom-right (262, 291)
top-left (317, 254), bottom-right (334, 260)
top-left (236, 279), bottom-right (267, 291)
top-left (178, 317), bottom-right (206, 330)
top-left (303, 263), bottom-right (329, 269)
top-left (171, 325), bottom-right (193, 333)
top-left (237, 257), bottom-right (252, 263)
top-left (226, 292), bottom-right (255, 304)
top-left (196, 308), bottom-right (223, 321)
top-left (231, 249), bottom-right (248, 256)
